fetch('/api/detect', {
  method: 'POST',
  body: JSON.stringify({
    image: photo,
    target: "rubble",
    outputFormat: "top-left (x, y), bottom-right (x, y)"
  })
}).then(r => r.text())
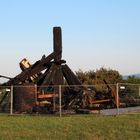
top-left (0, 27), bottom-right (139, 114)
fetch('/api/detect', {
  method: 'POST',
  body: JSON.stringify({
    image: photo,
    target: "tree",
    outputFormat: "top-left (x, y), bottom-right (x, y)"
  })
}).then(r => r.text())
top-left (125, 75), bottom-right (140, 84)
top-left (75, 69), bottom-right (96, 85)
top-left (95, 67), bottom-right (123, 84)
top-left (75, 67), bottom-right (123, 85)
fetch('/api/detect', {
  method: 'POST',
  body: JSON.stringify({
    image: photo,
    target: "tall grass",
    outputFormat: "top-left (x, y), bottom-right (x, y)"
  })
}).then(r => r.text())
top-left (0, 114), bottom-right (139, 140)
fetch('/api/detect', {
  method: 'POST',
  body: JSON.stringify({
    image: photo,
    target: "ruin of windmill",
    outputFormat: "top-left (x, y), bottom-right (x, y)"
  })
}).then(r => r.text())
top-left (0, 27), bottom-right (139, 114)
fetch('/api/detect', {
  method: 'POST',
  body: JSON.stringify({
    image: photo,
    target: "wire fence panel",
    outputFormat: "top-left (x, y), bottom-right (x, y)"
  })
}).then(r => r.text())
top-left (0, 84), bottom-right (139, 116)
top-left (0, 86), bottom-right (11, 114)
top-left (118, 83), bottom-right (140, 107)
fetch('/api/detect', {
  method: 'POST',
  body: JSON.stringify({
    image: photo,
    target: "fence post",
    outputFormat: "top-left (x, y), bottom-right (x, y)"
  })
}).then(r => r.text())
top-left (139, 85), bottom-right (140, 97)
top-left (59, 85), bottom-right (62, 117)
top-left (35, 84), bottom-right (38, 104)
top-left (53, 89), bottom-right (56, 112)
top-left (116, 83), bottom-right (119, 115)
top-left (10, 85), bottom-right (13, 115)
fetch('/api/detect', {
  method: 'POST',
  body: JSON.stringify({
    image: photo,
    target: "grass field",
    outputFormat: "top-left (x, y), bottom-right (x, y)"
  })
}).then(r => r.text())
top-left (0, 114), bottom-right (140, 140)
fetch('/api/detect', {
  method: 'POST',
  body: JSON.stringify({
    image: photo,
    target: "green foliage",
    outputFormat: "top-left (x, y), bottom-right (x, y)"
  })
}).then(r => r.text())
top-left (96, 67), bottom-right (123, 84)
top-left (125, 75), bottom-right (140, 84)
top-left (76, 69), bottom-right (96, 85)
top-left (0, 115), bottom-right (139, 140)
top-left (76, 67), bottom-right (123, 85)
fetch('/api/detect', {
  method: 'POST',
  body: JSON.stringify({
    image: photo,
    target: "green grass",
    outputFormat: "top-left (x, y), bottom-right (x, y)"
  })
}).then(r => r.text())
top-left (0, 114), bottom-right (139, 140)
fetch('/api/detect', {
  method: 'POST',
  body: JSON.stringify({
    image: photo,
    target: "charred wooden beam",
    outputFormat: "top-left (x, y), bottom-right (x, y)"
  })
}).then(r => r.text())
top-left (40, 64), bottom-right (57, 86)
top-left (62, 66), bottom-right (73, 85)
top-left (5, 53), bottom-right (54, 86)
top-left (0, 75), bottom-right (12, 80)
top-left (53, 65), bottom-right (64, 95)
top-left (36, 67), bottom-right (51, 85)
top-left (40, 64), bottom-right (64, 94)
top-left (103, 79), bottom-right (118, 107)
top-left (53, 27), bottom-right (62, 62)
top-left (53, 65), bottom-right (64, 85)
top-left (62, 64), bottom-right (82, 85)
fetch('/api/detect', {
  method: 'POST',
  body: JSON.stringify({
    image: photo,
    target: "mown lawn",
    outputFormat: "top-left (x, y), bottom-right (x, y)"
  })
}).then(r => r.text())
top-left (0, 114), bottom-right (139, 140)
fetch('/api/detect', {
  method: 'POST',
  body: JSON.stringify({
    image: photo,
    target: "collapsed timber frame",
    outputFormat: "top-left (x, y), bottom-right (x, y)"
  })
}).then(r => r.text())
top-left (1, 27), bottom-right (138, 114)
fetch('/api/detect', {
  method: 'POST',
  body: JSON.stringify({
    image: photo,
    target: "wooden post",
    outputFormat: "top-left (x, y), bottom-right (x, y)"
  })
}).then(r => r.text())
top-left (53, 27), bottom-right (64, 96)
top-left (53, 90), bottom-right (56, 112)
top-left (139, 86), bottom-right (140, 97)
top-left (53, 27), bottom-right (62, 62)
top-left (35, 84), bottom-right (38, 105)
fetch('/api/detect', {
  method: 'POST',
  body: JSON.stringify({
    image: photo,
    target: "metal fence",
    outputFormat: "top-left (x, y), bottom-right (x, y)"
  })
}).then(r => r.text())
top-left (0, 83), bottom-right (140, 116)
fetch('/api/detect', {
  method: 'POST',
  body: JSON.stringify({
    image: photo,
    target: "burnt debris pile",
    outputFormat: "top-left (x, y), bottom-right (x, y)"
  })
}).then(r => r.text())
top-left (0, 27), bottom-right (139, 114)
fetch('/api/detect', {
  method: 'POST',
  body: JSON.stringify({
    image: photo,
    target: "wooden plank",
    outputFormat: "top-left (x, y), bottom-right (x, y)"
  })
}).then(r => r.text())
top-left (38, 93), bottom-right (58, 99)
top-left (91, 99), bottom-right (111, 104)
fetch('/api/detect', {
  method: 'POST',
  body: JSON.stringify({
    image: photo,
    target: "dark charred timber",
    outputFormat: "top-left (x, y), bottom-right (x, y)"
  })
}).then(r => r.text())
top-left (1, 26), bottom-right (139, 114)
top-left (62, 64), bottom-right (82, 85)
top-left (63, 88), bottom-right (84, 109)
top-left (40, 64), bottom-right (57, 86)
top-left (4, 53), bottom-right (54, 86)
top-left (53, 27), bottom-right (62, 62)
top-left (62, 66), bottom-right (73, 85)
top-left (52, 60), bottom-right (66, 65)
top-left (36, 68), bottom-right (51, 85)
top-left (53, 65), bottom-right (64, 85)
top-left (103, 79), bottom-right (118, 107)
top-left (120, 98), bottom-right (140, 107)
top-left (13, 84), bottom-right (36, 113)
top-left (0, 75), bottom-right (12, 80)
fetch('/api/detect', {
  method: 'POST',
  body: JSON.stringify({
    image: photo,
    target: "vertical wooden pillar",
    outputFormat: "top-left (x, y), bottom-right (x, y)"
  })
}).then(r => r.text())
top-left (53, 27), bottom-right (64, 96)
top-left (53, 27), bottom-right (62, 62)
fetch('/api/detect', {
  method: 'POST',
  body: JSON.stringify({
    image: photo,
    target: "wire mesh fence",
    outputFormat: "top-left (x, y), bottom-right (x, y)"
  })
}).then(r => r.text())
top-left (0, 83), bottom-right (140, 116)
top-left (0, 86), bottom-right (11, 114)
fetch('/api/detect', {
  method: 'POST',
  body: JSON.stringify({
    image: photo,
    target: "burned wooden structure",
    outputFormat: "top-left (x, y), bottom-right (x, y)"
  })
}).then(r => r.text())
top-left (0, 27), bottom-right (139, 114)
top-left (0, 27), bottom-right (84, 113)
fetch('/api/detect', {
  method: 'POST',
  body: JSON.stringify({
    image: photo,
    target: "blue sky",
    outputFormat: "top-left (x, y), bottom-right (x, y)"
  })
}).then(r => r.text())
top-left (0, 0), bottom-right (140, 82)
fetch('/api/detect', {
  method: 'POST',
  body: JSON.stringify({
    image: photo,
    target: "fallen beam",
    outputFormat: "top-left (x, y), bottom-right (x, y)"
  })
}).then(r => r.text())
top-left (4, 53), bottom-right (54, 85)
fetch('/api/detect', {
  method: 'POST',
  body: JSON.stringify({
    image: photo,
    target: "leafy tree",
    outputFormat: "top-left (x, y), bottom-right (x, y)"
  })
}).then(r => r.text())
top-left (75, 67), bottom-right (123, 85)
top-left (125, 75), bottom-right (140, 84)
top-left (95, 67), bottom-right (123, 84)
top-left (75, 69), bottom-right (96, 85)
